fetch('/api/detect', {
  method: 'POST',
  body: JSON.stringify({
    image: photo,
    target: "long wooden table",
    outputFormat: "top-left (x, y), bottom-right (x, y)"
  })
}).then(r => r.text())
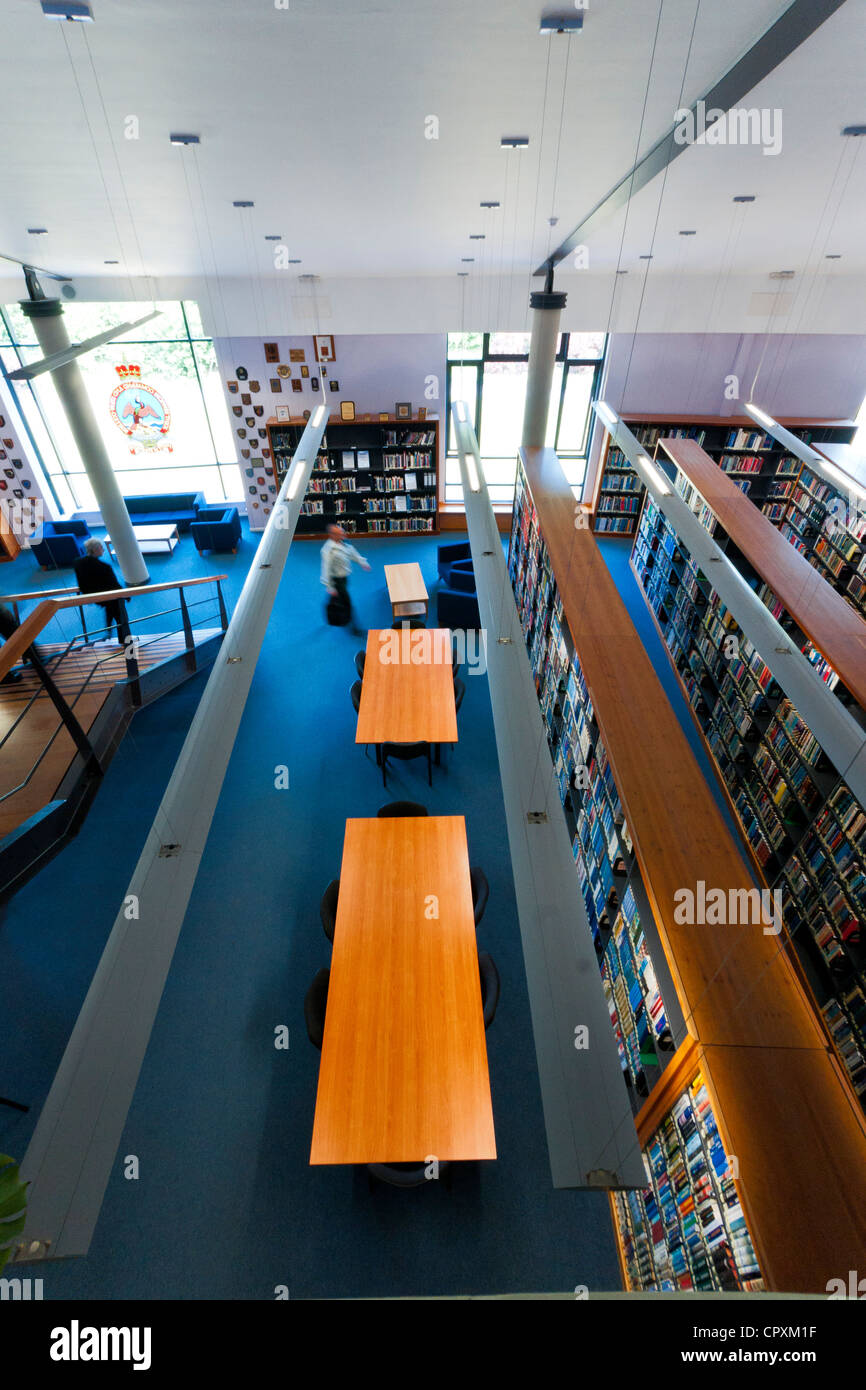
top-left (385, 561), bottom-right (428, 620)
top-left (310, 815), bottom-right (496, 1164)
top-left (355, 627), bottom-right (458, 745)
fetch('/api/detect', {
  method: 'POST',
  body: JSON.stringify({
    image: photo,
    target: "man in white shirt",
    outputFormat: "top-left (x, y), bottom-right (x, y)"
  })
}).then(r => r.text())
top-left (320, 523), bottom-right (371, 634)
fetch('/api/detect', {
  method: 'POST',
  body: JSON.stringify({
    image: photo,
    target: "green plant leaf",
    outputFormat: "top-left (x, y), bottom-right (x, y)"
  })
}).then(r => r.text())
top-left (0, 1212), bottom-right (27, 1242)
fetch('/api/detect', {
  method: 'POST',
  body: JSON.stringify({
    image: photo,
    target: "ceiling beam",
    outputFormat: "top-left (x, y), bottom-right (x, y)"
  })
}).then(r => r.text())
top-left (535, 0), bottom-right (850, 277)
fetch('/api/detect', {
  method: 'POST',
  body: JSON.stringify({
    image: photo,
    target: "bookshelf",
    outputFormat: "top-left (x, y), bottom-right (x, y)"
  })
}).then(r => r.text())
top-left (511, 444), bottom-right (866, 1293)
top-left (589, 414), bottom-right (855, 542)
top-left (266, 415), bottom-right (439, 538)
top-left (630, 444), bottom-right (866, 1110)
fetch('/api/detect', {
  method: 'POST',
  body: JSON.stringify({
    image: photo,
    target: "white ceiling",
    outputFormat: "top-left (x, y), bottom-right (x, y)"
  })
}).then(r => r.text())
top-left (0, 0), bottom-right (864, 289)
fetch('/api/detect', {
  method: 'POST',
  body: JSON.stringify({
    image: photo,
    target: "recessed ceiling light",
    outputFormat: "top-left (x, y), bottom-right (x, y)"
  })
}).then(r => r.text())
top-left (27, 227), bottom-right (48, 235)
top-left (826, 253), bottom-right (842, 260)
top-left (288, 259), bottom-right (301, 264)
top-left (679, 229), bottom-right (697, 236)
top-left (501, 136), bottom-right (529, 149)
top-left (841, 125), bottom-right (866, 136)
top-left (232, 201), bottom-right (254, 208)
top-left (733, 195), bottom-right (756, 203)
top-left (639, 254), bottom-right (653, 260)
top-left (264, 234), bottom-right (281, 241)
top-left (469, 234), bottom-right (486, 240)
top-left (457, 272), bottom-right (469, 277)
top-left (770, 270), bottom-right (795, 279)
top-left (41, 1), bottom-right (92, 19)
top-left (616, 269), bottom-right (628, 275)
top-left (169, 134), bottom-right (200, 146)
top-left (461, 258), bottom-right (474, 262)
top-left (539, 13), bottom-right (584, 35)
top-left (480, 201), bottom-right (500, 209)
top-left (104, 259), bottom-right (119, 264)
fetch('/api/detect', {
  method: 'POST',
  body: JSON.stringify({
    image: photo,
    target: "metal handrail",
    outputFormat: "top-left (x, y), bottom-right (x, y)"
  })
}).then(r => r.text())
top-left (0, 575), bottom-right (230, 811)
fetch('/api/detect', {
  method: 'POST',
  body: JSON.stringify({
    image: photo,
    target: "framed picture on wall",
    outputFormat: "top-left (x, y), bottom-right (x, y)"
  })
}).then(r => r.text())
top-left (314, 334), bottom-right (336, 363)
top-left (277, 364), bottom-right (291, 378)
top-left (396, 402), bottom-right (411, 420)
top-left (291, 378), bottom-right (302, 393)
top-left (270, 378), bottom-right (282, 392)
top-left (329, 380), bottom-right (339, 392)
top-left (300, 365), bottom-right (309, 378)
top-left (340, 401), bottom-right (356, 421)
top-left (289, 348), bottom-right (305, 363)
top-left (264, 343), bottom-right (280, 363)
top-left (417, 407), bottom-right (427, 420)
top-left (276, 406), bottom-right (290, 421)
top-left (379, 412), bottom-right (389, 422)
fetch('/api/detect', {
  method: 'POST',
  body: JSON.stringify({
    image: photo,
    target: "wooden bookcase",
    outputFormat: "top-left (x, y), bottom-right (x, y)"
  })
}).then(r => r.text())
top-left (512, 444), bottom-right (866, 1294)
top-left (265, 414), bottom-right (439, 539)
top-left (590, 414), bottom-right (856, 541)
top-left (630, 438), bottom-right (866, 1111)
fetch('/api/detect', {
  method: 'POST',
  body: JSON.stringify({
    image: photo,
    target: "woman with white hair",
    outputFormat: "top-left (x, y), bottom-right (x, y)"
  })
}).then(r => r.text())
top-left (73, 537), bottom-right (129, 645)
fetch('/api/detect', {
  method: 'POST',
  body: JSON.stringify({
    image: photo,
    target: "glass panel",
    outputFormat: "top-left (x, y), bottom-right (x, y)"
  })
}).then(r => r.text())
top-left (487, 332), bottom-right (531, 357)
top-left (556, 364), bottom-right (596, 453)
top-left (183, 300), bottom-right (206, 338)
top-left (447, 364), bottom-right (478, 452)
top-left (193, 339), bottom-right (237, 462)
top-left (565, 331), bottom-right (606, 360)
top-left (480, 360), bottom-right (527, 457)
top-left (444, 455), bottom-right (463, 503)
top-left (447, 331), bottom-right (483, 361)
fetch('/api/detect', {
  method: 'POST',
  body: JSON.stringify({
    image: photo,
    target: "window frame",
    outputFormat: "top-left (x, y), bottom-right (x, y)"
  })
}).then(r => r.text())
top-left (444, 331), bottom-right (606, 506)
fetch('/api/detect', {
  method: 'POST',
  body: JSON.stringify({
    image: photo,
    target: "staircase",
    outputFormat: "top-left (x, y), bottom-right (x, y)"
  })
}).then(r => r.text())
top-left (0, 578), bottom-right (228, 897)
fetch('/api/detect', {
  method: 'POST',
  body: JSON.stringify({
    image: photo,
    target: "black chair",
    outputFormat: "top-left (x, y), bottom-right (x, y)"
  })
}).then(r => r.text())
top-left (453, 676), bottom-right (466, 714)
top-left (470, 866), bottom-right (489, 926)
top-left (320, 879), bottom-right (339, 943)
top-left (354, 650), bottom-right (366, 680)
top-left (377, 801), bottom-right (429, 817)
top-left (350, 679), bottom-right (362, 713)
top-left (478, 951), bottom-right (500, 1029)
top-left (391, 617), bottom-right (426, 630)
top-left (304, 967), bottom-right (331, 1050)
top-left (367, 1161), bottom-right (452, 1191)
top-left (381, 741), bottom-right (432, 789)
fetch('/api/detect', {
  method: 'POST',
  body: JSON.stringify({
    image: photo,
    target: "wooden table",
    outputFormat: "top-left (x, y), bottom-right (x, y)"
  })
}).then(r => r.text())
top-left (310, 815), bottom-right (496, 1164)
top-left (385, 561), bottom-right (428, 620)
top-left (355, 627), bottom-right (458, 745)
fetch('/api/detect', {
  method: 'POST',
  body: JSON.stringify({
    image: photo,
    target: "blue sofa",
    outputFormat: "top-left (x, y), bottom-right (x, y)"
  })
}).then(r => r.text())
top-left (437, 541), bottom-right (472, 587)
top-left (437, 564), bottom-right (481, 629)
top-left (190, 506), bottom-right (242, 554)
top-left (31, 519), bottom-right (91, 569)
top-left (122, 492), bottom-right (206, 533)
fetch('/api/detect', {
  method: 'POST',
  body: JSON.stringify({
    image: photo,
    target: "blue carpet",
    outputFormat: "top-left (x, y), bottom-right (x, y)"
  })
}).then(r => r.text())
top-left (0, 525), bottom-right (621, 1299)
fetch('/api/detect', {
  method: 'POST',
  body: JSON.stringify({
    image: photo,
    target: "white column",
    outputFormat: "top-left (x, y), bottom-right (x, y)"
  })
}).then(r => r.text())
top-left (521, 287), bottom-right (567, 449)
top-left (20, 298), bottom-right (149, 586)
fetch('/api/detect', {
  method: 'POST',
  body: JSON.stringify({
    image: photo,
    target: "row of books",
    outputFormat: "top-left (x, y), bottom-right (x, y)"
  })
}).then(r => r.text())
top-left (614, 1070), bottom-right (763, 1291)
top-left (633, 490), bottom-right (866, 1104)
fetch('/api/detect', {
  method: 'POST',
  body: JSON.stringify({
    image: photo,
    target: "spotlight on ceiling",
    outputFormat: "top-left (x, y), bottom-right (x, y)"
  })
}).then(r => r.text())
top-left (501, 136), bottom-right (529, 149)
top-left (264, 234), bottom-right (281, 241)
top-left (41, 0), bottom-right (92, 19)
top-left (480, 201), bottom-right (500, 209)
top-left (733, 195), bottom-right (756, 203)
top-left (104, 259), bottom-right (118, 265)
top-left (841, 125), bottom-right (866, 136)
top-left (679, 229), bottom-right (697, 236)
top-left (27, 228), bottom-right (48, 235)
top-left (232, 201), bottom-right (254, 208)
top-left (539, 11), bottom-right (584, 35)
top-left (169, 133), bottom-right (200, 146)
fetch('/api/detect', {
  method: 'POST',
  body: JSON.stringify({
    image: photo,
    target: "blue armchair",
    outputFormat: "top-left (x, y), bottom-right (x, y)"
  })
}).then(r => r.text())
top-left (190, 506), bottom-right (242, 554)
top-left (437, 565), bottom-right (481, 629)
top-left (437, 541), bottom-right (472, 587)
top-left (31, 519), bottom-right (91, 570)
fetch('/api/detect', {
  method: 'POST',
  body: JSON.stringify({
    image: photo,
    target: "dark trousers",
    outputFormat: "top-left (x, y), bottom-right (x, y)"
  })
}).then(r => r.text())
top-left (332, 575), bottom-right (356, 628)
top-left (100, 599), bottom-right (131, 645)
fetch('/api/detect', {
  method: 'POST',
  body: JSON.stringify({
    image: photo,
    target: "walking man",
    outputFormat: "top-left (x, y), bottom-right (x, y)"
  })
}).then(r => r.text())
top-left (320, 523), bottom-right (371, 635)
top-left (74, 537), bottom-right (132, 645)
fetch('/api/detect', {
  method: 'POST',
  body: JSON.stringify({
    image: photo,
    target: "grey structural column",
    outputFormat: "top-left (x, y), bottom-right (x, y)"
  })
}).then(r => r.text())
top-left (19, 298), bottom-right (149, 587)
top-left (521, 280), bottom-right (567, 449)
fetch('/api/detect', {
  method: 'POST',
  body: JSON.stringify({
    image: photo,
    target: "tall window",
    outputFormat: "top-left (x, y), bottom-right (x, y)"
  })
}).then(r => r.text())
top-left (445, 331), bottom-right (606, 504)
top-left (0, 300), bottom-right (239, 512)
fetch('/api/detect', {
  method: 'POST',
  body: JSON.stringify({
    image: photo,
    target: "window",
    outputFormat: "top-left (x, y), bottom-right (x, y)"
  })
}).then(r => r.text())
top-left (445, 331), bottom-right (606, 504)
top-left (0, 300), bottom-right (239, 512)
